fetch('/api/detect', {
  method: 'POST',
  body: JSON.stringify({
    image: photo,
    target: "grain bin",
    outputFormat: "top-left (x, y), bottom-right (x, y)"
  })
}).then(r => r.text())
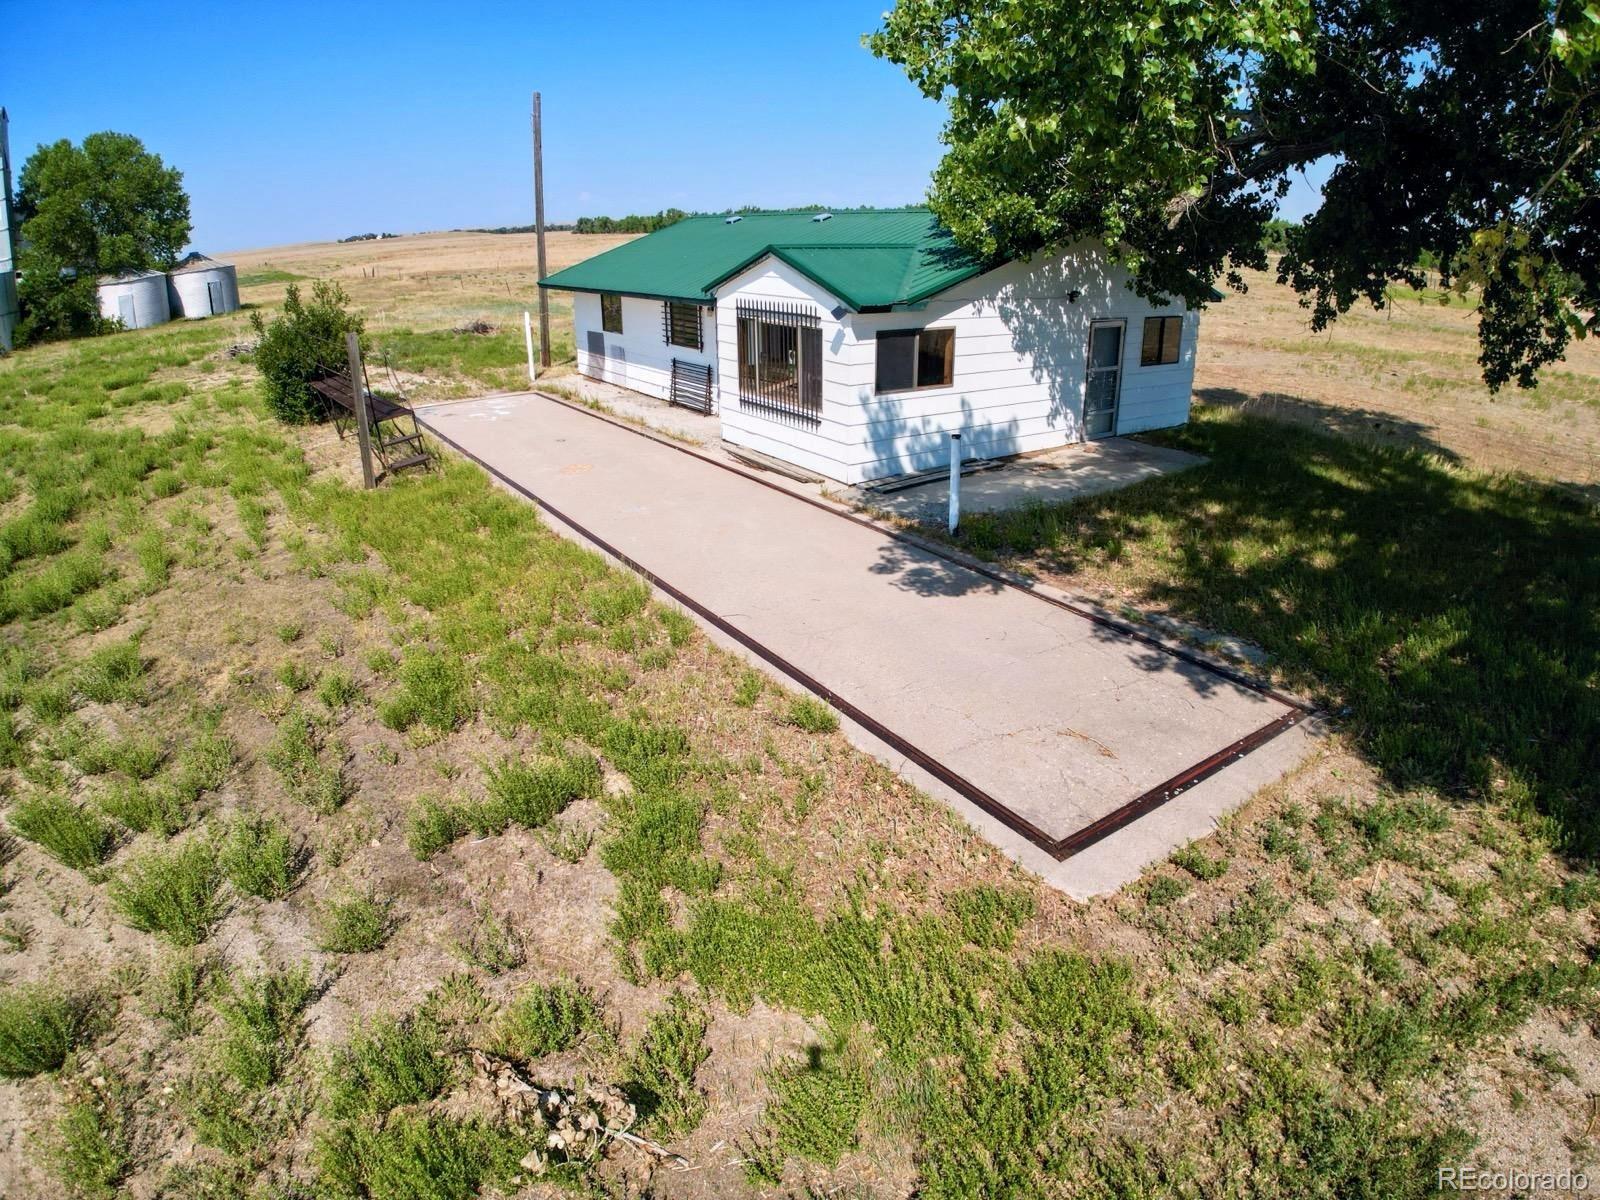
top-left (166, 253), bottom-right (240, 319)
top-left (96, 269), bottom-right (171, 329)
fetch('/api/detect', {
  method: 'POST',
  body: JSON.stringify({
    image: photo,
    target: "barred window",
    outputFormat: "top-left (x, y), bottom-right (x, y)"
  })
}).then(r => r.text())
top-left (663, 302), bottom-right (702, 350)
top-left (601, 293), bottom-right (623, 334)
top-left (736, 301), bottom-right (822, 424)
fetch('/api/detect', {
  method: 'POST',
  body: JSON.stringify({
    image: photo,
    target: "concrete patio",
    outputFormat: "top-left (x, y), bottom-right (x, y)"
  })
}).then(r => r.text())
top-left (416, 390), bottom-right (1319, 898)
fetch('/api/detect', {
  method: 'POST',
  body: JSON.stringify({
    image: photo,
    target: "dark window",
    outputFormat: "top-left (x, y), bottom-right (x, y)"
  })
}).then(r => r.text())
top-left (736, 301), bottom-right (822, 424)
top-left (1140, 315), bottom-right (1182, 366)
top-left (601, 293), bottom-right (623, 334)
top-left (876, 327), bottom-right (954, 392)
top-left (664, 302), bottom-right (702, 350)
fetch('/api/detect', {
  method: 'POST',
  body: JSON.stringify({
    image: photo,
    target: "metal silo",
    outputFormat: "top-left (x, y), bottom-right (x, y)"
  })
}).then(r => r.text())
top-left (0, 108), bottom-right (19, 352)
top-left (96, 269), bottom-right (171, 329)
top-left (166, 253), bottom-right (240, 319)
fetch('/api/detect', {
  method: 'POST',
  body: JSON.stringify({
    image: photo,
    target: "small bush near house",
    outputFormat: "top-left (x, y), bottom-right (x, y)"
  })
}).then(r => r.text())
top-left (0, 983), bottom-right (86, 1077)
top-left (108, 838), bottom-right (226, 945)
top-left (250, 280), bottom-right (366, 424)
top-left (8, 793), bottom-right (117, 869)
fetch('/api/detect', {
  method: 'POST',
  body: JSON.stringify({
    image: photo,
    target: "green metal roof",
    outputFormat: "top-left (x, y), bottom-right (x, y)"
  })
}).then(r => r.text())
top-left (537, 208), bottom-right (989, 311)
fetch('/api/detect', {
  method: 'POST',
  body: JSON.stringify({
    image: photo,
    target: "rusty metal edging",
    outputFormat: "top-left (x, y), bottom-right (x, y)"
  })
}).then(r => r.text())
top-left (416, 403), bottom-right (1315, 862)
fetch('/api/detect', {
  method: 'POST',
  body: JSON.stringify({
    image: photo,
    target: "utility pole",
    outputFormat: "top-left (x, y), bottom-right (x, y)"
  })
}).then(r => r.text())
top-left (531, 91), bottom-right (551, 368)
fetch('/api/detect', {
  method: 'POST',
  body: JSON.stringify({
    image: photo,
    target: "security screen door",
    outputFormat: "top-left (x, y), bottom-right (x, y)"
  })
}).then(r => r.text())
top-left (1084, 320), bottom-right (1125, 438)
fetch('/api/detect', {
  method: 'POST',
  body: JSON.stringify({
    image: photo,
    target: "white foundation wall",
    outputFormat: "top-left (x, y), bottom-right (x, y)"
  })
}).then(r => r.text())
top-left (573, 291), bottom-right (716, 401)
top-left (711, 259), bottom-right (862, 481)
top-left (838, 245), bottom-right (1198, 482)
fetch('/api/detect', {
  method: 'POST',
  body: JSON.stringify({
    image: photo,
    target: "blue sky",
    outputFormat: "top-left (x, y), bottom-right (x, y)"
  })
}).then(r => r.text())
top-left (6, 0), bottom-right (1328, 253)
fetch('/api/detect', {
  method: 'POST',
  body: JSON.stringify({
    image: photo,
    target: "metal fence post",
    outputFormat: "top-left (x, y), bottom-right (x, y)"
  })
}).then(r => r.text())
top-left (347, 330), bottom-right (376, 490)
top-left (948, 431), bottom-right (962, 535)
top-left (523, 310), bottom-right (537, 385)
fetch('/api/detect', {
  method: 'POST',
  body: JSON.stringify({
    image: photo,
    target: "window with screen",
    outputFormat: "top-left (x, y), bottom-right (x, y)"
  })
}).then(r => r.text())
top-left (1140, 316), bottom-right (1183, 366)
top-left (663, 302), bottom-right (703, 350)
top-left (875, 328), bottom-right (954, 392)
top-left (736, 301), bottom-right (822, 423)
top-left (601, 293), bottom-right (623, 334)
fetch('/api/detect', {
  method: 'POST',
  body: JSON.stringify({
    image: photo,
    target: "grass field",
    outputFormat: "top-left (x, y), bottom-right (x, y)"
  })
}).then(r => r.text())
top-left (0, 233), bottom-right (1596, 1198)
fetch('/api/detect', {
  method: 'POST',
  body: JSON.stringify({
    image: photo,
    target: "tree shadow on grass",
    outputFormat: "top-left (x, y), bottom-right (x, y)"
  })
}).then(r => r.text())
top-left (952, 405), bottom-right (1600, 863)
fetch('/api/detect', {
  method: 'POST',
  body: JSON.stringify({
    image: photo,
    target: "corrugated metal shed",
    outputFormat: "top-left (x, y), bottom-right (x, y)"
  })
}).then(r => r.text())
top-left (538, 208), bottom-right (989, 311)
top-left (0, 108), bottom-right (18, 352)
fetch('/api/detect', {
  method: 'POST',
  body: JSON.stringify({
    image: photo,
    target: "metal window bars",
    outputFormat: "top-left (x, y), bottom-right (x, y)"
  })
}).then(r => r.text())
top-left (661, 301), bottom-right (704, 351)
top-left (735, 300), bottom-right (822, 425)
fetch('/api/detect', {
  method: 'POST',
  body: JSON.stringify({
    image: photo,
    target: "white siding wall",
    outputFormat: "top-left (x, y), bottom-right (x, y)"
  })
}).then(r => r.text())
top-left (838, 244), bottom-right (1197, 482)
top-left (712, 259), bottom-right (860, 481)
top-left (573, 291), bottom-right (716, 400)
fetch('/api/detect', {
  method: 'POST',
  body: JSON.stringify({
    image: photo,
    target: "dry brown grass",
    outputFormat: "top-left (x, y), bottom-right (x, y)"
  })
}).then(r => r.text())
top-left (225, 230), bottom-right (635, 337)
top-left (1196, 264), bottom-right (1600, 486)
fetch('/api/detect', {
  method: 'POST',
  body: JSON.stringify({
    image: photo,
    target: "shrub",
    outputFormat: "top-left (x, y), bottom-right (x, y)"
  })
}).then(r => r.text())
top-left (45, 1080), bottom-right (132, 1199)
top-left (484, 750), bottom-right (600, 829)
top-left (316, 891), bottom-right (392, 954)
top-left (378, 650), bottom-right (472, 733)
top-left (497, 979), bottom-right (606, 1060)
top-left (75, 638), bottom-right (147, 705)
top-left (219, 814), bottom-right (302, 900)
top-left (250, 280), bottom-right (366, 424)
top-left (322, 1013), bottom-right (450, 1119)
top-left (8, 793), bottom-right (116, 869)
top-left (315, 1112), bottom-right (523, 1200)
top-left (146, 950), bottom-right (211, 1036)
top-left (108, 838), bottom-right (225, 945)
top-left (95, 777), bottom-right (190, 837)
top-left (784, 695), bottom-right (839, 734)
top-left (0, 984), bottom-right (84, 1077)
top-left (406, 796), bottom-right (463, 859)
top-left (624, 990), bottom-right (709, 1135)
top-left (212, 965), bottom-right (312, 1089)
top-left (264, 709), bottom-right (348, 813)
top-left (317, 669), bottom-right (360, 710)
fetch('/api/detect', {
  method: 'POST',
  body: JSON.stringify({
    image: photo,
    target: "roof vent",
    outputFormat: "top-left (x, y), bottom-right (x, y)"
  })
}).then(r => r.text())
top-left (811, 212), bottom-right (833, 222)
top-left (724, 214), bottom-right (743, 224)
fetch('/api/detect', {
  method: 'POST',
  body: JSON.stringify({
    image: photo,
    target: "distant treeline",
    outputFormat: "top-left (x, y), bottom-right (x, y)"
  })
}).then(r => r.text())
top-left (340, 232), bottom-right (401, 242)
top-left (476, 204), bottom-right (919, 237)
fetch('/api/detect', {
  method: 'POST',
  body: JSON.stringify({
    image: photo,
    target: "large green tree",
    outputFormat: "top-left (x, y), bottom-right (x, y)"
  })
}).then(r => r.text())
top-left (869, 0), bottom-right (1599, 389)
top-left (13, 131), bottom-right (191, 343)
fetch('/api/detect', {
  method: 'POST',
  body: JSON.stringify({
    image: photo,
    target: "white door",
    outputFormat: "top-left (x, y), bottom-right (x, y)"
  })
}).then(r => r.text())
top-left (117, 295), bottom-right (136, 326)
top-left (1084, 320), bottom-right (1124, 439)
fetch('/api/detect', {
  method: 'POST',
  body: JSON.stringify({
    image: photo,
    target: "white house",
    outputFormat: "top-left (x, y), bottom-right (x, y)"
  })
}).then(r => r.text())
top-left (539, 208), bottom-right (1199, 484)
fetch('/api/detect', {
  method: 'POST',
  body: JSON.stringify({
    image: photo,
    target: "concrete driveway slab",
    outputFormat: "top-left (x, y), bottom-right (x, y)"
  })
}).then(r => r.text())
top-left (418, 392), bottom-right (1313, 895)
